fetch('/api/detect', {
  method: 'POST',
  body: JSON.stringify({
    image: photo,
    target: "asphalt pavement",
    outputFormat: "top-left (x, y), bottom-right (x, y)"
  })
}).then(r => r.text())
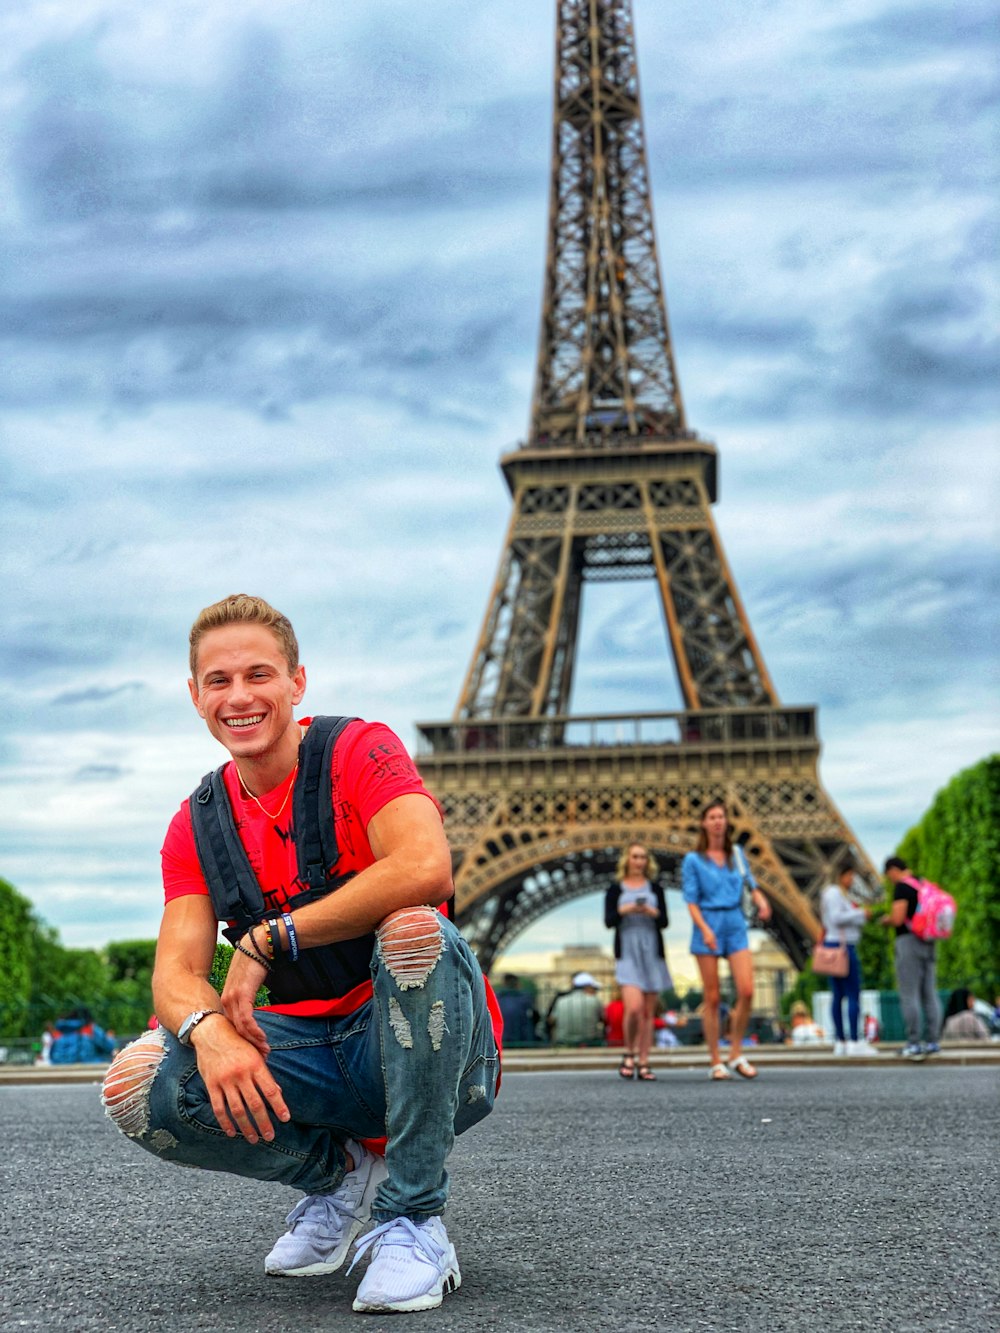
top-left (3, 1061), bottom-right (998, 1332)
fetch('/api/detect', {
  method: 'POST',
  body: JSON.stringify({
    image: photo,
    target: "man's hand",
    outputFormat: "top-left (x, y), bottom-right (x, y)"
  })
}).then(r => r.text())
top-left (221, 942), bottom-right (272, 1055)
top-left (190, 1014), bottom-right (290, 1144)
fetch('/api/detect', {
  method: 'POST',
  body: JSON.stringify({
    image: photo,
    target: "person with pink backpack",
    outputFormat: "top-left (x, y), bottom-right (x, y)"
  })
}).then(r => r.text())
top-left (881, 856), bottom-right (954, 1060)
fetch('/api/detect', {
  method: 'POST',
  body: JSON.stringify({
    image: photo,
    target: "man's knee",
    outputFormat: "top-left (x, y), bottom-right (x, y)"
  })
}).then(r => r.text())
top-left (376, 906), bottom-right (446, 991)
top-left (101, 1028), bottom-right (167, 1138)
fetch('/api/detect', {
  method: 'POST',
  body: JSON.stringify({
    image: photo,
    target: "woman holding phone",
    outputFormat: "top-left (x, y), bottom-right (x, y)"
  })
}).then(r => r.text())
top-left (682, 800), bottom-right (771, 1080)
top-left (604, 842), bottom-right (671, 1082)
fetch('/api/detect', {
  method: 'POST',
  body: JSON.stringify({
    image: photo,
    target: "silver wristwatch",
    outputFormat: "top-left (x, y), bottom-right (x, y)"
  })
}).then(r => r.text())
top-left (177, 1008), bottom-right (225, 1046)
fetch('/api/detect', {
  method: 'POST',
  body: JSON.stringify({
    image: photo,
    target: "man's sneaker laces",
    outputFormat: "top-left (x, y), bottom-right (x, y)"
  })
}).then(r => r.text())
top-left (349, 1215), bottom-right (461, 1313)
top-left (264, 1144), bottom-right (387, 1277)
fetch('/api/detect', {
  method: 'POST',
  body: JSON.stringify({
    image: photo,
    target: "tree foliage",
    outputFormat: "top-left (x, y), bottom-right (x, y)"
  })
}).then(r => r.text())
top-left (0, 878), bottom-right (34, 1022)
top-left (860, 754), bottom-right (1000, 995)
top-left (106, 940), bottom-right (157, 983)
top-left (894, 754), bottom-right (1000, 992)
top-left (0, 877), bottom-right (157, 1039)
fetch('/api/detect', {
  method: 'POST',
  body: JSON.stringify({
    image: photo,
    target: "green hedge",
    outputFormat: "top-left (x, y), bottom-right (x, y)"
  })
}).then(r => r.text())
top-left (861, 754), bottom-right (1000, 996)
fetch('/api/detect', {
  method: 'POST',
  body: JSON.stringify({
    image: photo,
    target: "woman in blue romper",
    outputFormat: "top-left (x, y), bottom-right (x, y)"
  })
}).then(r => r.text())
top-left (604, 842), bottom-right (671, 1082)
top-left (682, 800), bottom-right (771, 1080)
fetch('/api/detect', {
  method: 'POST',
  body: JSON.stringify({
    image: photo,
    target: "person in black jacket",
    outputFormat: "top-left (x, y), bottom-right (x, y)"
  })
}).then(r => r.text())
top-left (604, 843), bottom-right (670, 1081)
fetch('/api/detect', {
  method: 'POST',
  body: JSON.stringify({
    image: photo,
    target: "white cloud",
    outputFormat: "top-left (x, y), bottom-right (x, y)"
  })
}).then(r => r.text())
top-left (1, 0), bottom-right (996, 952)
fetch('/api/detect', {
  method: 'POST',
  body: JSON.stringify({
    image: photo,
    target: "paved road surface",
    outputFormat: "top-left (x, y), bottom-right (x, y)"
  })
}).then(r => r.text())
top-left (4, 1065), bottom-right (997, 1332)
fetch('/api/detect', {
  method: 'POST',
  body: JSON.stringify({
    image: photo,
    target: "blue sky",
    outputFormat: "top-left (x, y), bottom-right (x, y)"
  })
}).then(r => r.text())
top-left (2, 0), bottom-right (997, 957)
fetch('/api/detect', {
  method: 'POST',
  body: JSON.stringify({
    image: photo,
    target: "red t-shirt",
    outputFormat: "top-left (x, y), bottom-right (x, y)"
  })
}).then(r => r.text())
top-left (162, 718), bottom-right (498, 1017)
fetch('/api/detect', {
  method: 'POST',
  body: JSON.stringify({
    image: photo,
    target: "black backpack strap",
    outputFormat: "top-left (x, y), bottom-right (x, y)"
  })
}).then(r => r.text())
top-left (293, 715), bottom-right (358, 889)
top-left (189, 766), bottom-right (266, 936)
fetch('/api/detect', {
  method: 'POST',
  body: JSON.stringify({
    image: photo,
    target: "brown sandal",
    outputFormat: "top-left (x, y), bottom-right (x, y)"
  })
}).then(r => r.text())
top-left (618, 1052), bottom-right (637, 1080)
top-left (637, 1065), bottom-right (657, 1081)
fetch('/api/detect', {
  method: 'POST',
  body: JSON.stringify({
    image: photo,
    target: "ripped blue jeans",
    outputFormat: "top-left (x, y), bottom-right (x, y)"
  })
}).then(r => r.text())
top-left (104, 913), bottom-right (498, 1222)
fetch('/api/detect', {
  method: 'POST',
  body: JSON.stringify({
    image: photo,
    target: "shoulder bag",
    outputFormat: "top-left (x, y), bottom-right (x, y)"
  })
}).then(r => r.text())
top-left (812, 931), bottom-right (849, 978)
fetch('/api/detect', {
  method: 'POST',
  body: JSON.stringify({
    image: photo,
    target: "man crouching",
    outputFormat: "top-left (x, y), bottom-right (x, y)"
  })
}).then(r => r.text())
top-left (102, 593), bottom-right (500, 1314)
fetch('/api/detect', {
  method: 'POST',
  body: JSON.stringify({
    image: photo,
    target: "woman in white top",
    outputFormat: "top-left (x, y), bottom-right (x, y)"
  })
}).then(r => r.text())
top-left (819, 857), bottom-right (875, 1056)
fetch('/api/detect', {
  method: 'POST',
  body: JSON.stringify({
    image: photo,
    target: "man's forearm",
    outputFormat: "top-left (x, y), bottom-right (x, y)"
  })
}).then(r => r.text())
top-left (279, 849), bottom-right (451, 952)
top-left (152, 968), bottom-right (231, 1036)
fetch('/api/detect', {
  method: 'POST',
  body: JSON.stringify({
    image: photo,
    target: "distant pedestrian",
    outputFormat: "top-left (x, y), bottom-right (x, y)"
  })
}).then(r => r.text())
top-left (36, 1023), bottom-right (57, 1066)
top-left (881, 856), bottom-right (942, 1060)
top-left (818, 858), bottom-right (877, 1056)
top-left (546, 973), bottom-right (605, 1046)
top-left (682, 800), bottom-right (771, 1080)
top-left (604, 842), bottom-right (670, 1081)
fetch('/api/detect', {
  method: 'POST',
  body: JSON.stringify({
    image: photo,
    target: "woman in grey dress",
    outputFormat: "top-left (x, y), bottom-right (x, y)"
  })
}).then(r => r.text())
top-left (604, 843), bottom-right (671, 1081)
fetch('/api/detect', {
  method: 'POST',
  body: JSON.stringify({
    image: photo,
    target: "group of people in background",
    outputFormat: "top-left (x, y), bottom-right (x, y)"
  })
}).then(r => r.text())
top-left (498, 803), bottom-right (995, 1075)
top-left (36, 1008), bottom-right (117, 1066)
top-left (601, 802), bottom-right (775, 1081)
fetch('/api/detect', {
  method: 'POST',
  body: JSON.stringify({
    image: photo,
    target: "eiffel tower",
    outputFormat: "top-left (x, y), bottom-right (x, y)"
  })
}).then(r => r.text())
top-left (416, 0), bottom-right (875, 972)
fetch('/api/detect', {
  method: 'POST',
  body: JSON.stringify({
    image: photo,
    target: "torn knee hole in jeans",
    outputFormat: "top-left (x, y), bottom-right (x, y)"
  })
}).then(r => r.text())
top-left (377, 906), bottom-right (446, 990)
top-left (100, 1028), bottom-right (166, 1139)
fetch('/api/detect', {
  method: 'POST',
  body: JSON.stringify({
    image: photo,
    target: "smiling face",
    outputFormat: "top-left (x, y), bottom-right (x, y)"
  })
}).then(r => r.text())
top-left (188, 623), bottom-right (306, 767)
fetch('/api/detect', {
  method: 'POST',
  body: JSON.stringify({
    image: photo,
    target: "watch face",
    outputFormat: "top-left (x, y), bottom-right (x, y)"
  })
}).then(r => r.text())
top-left (178, 1010), bottom-right (206, 1045)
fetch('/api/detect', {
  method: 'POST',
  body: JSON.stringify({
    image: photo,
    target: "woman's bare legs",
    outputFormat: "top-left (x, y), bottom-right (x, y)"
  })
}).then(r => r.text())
top-left (726, 949), bottom-right (756, 1065)
top-left (621, 984), bottom-right (644, 1068)
top-left (695, 954), bottom-right (723, 1068)
top-left (636, 992), bottom-right (658, 1068)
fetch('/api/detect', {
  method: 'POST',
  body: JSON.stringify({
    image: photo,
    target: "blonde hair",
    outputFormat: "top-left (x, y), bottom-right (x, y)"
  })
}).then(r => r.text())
top-left (188, 594), bottom-right (299, 682)
top-left (615, 842), bottom-right (660, 882)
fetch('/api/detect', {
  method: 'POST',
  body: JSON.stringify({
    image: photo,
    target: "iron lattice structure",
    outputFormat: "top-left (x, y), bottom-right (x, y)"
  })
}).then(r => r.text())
top-left (416, 0), bottom-right (876, 973)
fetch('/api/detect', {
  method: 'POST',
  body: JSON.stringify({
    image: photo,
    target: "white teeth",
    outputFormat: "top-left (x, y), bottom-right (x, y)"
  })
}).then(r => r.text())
top-left (226, 715), bottom-right (264, 728)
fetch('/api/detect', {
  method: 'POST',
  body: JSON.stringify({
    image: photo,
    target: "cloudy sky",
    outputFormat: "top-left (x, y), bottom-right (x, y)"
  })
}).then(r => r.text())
top-left (2, 0), bottom-right (997, 965)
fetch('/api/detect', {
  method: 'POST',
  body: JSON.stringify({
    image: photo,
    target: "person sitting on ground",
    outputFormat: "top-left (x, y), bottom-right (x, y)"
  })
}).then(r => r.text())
top-left (603, 986), bottom-right (625, 1047)
top-left (493, 973), bottom-right (540, 1044)
top-left (788, 1000), bottom-right (824, 1045)
top-left (941, 988), bottom-right (991, 1041)
top-left (50, 1007), bottom-right (116, 1065)
top-left (100, 593), bottom-right (501, 1315)
top-left (546, 972), bottom-right (606, 1046)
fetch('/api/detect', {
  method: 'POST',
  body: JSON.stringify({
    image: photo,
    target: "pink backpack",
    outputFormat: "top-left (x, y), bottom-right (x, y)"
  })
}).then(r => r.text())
top-left (906, 878), bottom-right (957, 941)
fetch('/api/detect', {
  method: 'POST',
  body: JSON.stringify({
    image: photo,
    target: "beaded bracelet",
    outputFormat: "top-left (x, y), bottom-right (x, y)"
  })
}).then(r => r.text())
top-left (247, 926), bottom-right (273, 966)
top-left (236, 937), bottom-right (271, 970)
top-left (281, 911), bottom-right (299, 963)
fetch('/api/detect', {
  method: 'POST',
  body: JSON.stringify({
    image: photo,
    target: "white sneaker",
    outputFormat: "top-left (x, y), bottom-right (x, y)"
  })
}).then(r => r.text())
top-left (265, 1141), bottom-right (388, 1277)
top-left (848, 1039), bottom-right (879, 1057)
top-left (350, 1215), bottom-right (461, 1313)
top-left (832, 1040), bottom-right (846, 1056)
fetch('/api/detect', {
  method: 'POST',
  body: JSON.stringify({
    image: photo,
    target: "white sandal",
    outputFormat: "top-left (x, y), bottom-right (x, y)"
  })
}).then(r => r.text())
top-left (709, 1062), bottom-right (732, 1080)
top-left (727, 1054), bottom-right (758, 1079)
